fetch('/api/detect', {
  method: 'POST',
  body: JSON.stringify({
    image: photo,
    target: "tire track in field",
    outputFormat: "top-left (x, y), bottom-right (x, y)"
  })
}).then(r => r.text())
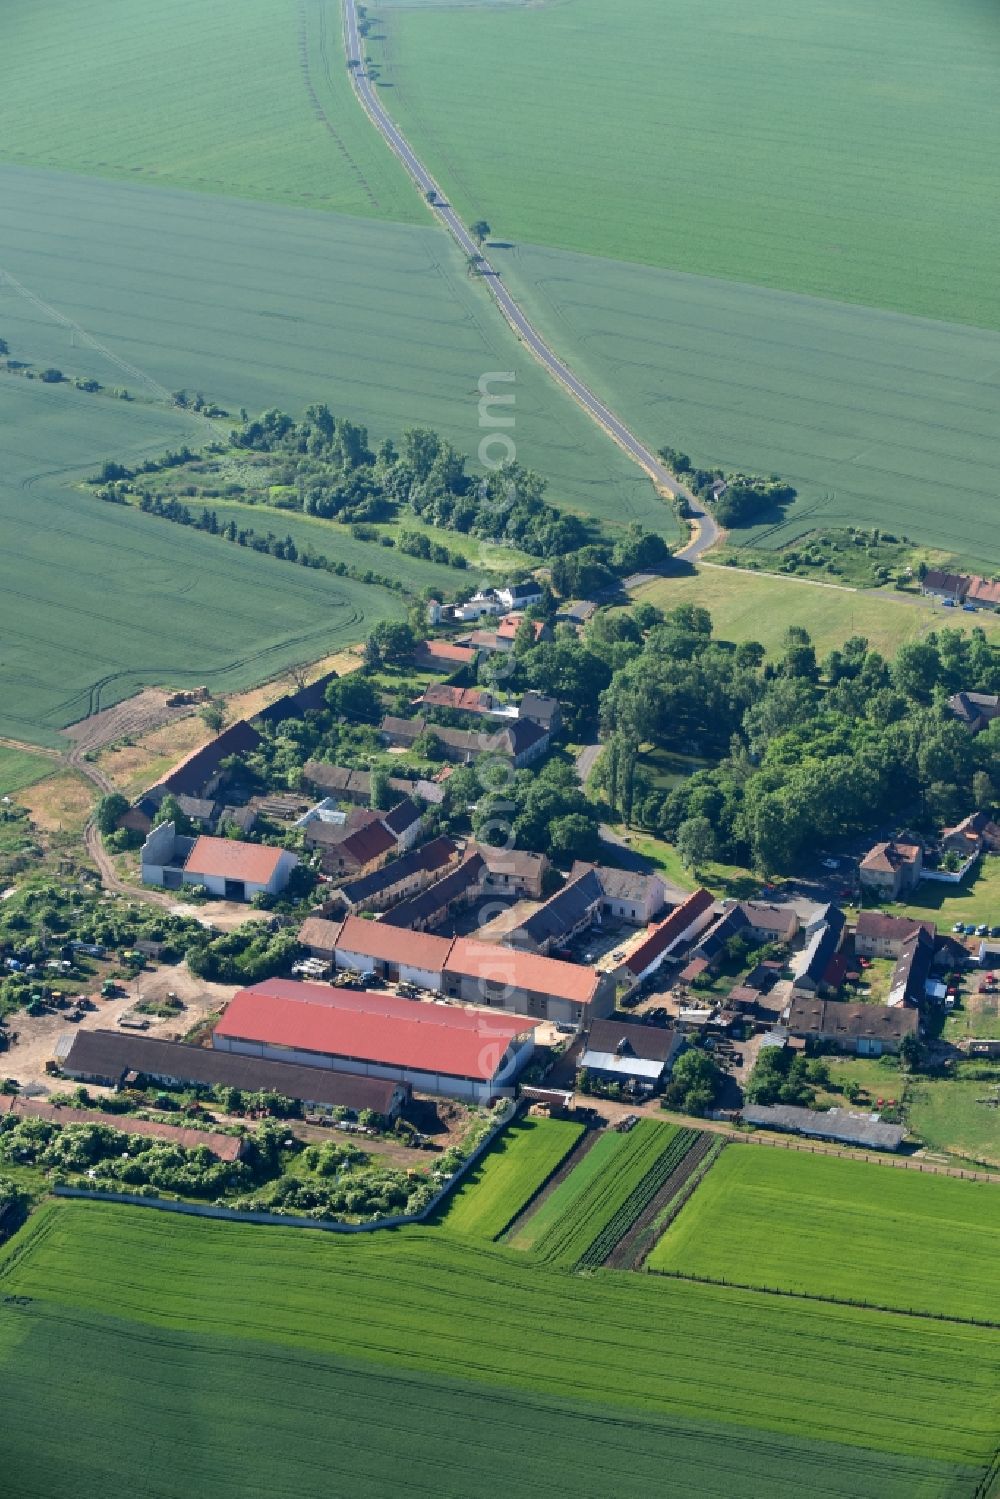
top-left (298, 0), bottom-right (379, 212)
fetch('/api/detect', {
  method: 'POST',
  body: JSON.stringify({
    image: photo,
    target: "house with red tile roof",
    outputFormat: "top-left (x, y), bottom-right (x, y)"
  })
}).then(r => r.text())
top-left (212, 978), bottom-right (539, 1102)
top-left (620, 889), bottom-right (717, 983)
top-left (442, 937), bottom-right (610, 1029)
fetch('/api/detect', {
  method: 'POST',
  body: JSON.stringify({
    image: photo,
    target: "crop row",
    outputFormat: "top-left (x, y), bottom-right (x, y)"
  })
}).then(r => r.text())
top-left (529, 1120), bottom-right (677, 1266)
top-left (577, 1129), bottom-right (699, 1268)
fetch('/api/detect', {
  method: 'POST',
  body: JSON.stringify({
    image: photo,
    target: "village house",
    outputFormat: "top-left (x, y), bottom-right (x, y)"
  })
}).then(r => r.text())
top-left (726, 900), bottom-right (799, 946)
top-left (942, 811), bottom-right (1000, 855)
top-left (380, 714), bottom-right (550, 768)
top-left (784, 995), bottom-right (918, 1056)
top-left (579, 1018), bottom-right (682, 1091)
top-left (859, 838), bottom-right (923, 899)
top-left (619, 889), bottom-right (717, 985)
top-left (380, 850), bottom-right (486, 932)
top-left (887, 927), bottom-right (935, 1008)
top-left (411, 638), bottom-right (477, 672)
top-left (854, 911), bottom-right (937, 959)
top-left (140, 823), bottom-right (297, 901)
top-left (947, 692), bottom-right (1000, 734)
top-left (325, 837), bottom-right (459, 915)
top-left (517, 692), bottom-right (562, 736)
top-left (570, 864), bottom-right (666, 926)
top-left (471, 844), bottom-right (550, 900)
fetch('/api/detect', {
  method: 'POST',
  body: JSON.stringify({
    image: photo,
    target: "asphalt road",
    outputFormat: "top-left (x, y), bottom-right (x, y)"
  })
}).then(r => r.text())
top-left (342, 0), bottom-right (717, 562)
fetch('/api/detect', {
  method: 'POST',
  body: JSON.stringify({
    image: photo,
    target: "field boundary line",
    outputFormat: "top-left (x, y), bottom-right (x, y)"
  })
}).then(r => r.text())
top-left (501, 1124), bottom-right (602, 1242)
top-left (645, 1265), bottom-right (1000, 1330)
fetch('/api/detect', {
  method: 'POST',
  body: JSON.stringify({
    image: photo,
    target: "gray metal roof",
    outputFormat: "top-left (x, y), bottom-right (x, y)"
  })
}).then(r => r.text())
top-left (741, 1104), bottom-right (906, 1150)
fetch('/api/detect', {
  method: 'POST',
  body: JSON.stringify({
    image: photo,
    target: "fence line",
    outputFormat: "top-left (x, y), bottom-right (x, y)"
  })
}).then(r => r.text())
top-left (726, 1131), bottom-right (999, 1182)
top-left (54, 1099), bottom-right (521, 1235)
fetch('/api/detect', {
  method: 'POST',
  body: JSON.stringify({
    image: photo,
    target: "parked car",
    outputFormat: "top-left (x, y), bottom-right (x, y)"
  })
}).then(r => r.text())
top-left (976, 924), bottom-right (988, 937)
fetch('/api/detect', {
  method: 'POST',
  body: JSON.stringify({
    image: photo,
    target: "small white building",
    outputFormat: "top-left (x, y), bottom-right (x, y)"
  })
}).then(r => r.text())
top-left (141, 822), bottom-right (297, 902)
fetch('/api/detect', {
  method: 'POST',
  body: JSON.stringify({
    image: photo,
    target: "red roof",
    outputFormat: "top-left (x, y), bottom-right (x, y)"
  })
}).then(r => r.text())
top-left (416, 639), bottom-right (476, 665)
top-left (185, 836), bottom-right (288, 885)
top-left (445, 937), bottom-right (600, 1005)
top-left (420, 684), bottom-right (494, 713)
top-left (497, 614), bottom-right (545, 641)
top-left (335, 914), bottom-right (453, 972)
top-left (626, 889), bottom-right (716, 975)
top-left (214, 979), bottom-right (537, 1081)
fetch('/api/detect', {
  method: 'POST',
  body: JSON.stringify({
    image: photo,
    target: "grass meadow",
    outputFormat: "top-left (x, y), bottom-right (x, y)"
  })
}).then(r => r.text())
top-left (0, 745), bottom-right (59, 799)
top-left (437, 1116), bottom-right (583, 1240)
top-left (648, 1148), bottom-right (1000, 1322)
top-left (907, 1078), bottom-right (1000, 1171)
top-left (630, 569), bottom-right (1000, 659)
top-left (375, 0), bottom-right (1000, 329)
top-left (494, 244), bottom-right (1000, 563)
top-left (0, 1200), bottom-right (996, 1490)
top-left (0, 0), bottom-right (420, 222)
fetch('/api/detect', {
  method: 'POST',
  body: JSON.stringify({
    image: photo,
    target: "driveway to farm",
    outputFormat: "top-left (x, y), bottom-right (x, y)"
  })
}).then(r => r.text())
top-left (341, 0), bottom-right (716, 563)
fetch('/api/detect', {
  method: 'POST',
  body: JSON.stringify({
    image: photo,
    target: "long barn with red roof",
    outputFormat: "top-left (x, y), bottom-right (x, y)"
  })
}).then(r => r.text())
top-left (212, 978), bottom-right (540, 1103)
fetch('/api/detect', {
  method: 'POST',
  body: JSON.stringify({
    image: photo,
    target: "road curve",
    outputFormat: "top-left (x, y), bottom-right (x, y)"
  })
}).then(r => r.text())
top-left (342, 0), bottom-right (717, 562)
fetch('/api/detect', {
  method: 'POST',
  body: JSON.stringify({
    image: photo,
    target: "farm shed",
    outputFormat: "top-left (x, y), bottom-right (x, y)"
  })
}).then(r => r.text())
top-left (442, 938), bottom-right (610, 1029)
top-left (333, 915), bottom-right (453, 990)
top-left (379, 850), bottom-right (485, 932)
top-left (60, 1028), bottom-right (406, 1118)
top-left (500, 867), bottom-right (603, 955)
top-left (140, 823), bottom-right (297, 901)
top-left (330, 837), bottom-right (458, 913)
top-left (211, 979), bottom-right (539, 1103)
top-left (741, 1104), bottom-right (906, 1151)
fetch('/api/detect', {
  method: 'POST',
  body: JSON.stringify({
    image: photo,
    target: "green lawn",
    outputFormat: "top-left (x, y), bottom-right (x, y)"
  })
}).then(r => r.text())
top-left (371, 518), bottom-right (535, 576)
top-left (437, 1116), bottom-right (583, 1240)
top-left (880, 856), bottom-right (1000, 929)
top-left (2, 1200), bottom-right (997, 1482)
top-left (630, 570), bottom-right (1000, 659)
top-left (0, 746), bottom-right (59, 799)
top-left (649, 1146), bottom-right (1000, 1322)
top-left (375, 0), bottom-right (1000, 329)
top-left (0, 0), bottom-right (420, 221)
top-left (907, 1077), bottom-right (1000, 1170)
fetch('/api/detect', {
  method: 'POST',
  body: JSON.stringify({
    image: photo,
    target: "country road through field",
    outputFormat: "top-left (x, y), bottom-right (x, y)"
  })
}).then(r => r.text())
top-left (341, 0), bottom-right (716, 562)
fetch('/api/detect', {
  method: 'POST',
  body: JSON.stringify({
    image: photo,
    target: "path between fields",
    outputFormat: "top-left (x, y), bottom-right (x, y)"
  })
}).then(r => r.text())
top-left (340, 0), bottom-right (716, 563)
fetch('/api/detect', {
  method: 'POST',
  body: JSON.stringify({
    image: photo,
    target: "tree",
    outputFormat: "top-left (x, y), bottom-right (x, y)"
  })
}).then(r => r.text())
top-left (662, 1049), bottom-right (721, 1116)
top-left (469, 220), bottom-right (491, 246)
top-left (367, 620), bottom-right (414, 665)
top-left (675, 815), bottom-right (717, 872)
top-left (547, 812), bottom-right (600, 861)
top-left (95, 793), bottom-right (129, 836)
top-left (200, 699), bottom-right (225, 733)
top-left (370, 768), bottom-right (392, 811)
top-left (325, 674), bottom-right (383, 724)
top-left (899, 1032), bottom-right (924, 1073)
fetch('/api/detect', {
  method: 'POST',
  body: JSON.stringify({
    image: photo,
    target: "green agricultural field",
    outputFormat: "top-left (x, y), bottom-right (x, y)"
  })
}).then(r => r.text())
top-left (649, 1147), bottom-right (1000, 1322)
top-left (0, 745), bottom-right (59, 799)
top-left (2, 1202), bottom-right (998, 1486)
top-left (512, 1120), bottom-right (690, 1268)
top-left (629, 569), bottom-right (1000, 660)
top-left (438, 1116), bottom-right (582, 1240)
top-left (0, 0), bottom-right (420, 221)
top-left (0, 378), bottom-right (406, 746)
top-left (375, 0), bottom-right (1000, 329)
top-left (493, 245), bottom-right (1000, 563)
top-left (907, 1077), bottom-right (1000, 1170)
top-left (0, 1300), bottom-right (968, 1499)
top-left (0, 167), bottom-right (665, 538)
